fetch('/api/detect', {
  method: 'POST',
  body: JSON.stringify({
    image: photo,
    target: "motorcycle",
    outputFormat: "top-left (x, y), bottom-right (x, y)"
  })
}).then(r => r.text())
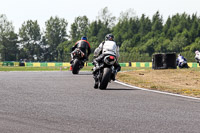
top-left (178, 61), bottom-right (189, 68)
top-left (196, 59), bottom-right (200, 66)
top-left (71, 49), bottom-right (85, 74)
top-left (93, 55), bottom-right (117, 90)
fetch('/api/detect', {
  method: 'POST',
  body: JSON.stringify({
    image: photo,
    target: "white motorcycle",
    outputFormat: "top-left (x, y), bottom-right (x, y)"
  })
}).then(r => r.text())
top-left (93, 55), bottom-right (117, 90)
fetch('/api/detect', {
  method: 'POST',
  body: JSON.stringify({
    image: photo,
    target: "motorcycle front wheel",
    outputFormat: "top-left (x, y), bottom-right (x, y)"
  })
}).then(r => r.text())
top-left (99, 67), bottom-right (111, 90)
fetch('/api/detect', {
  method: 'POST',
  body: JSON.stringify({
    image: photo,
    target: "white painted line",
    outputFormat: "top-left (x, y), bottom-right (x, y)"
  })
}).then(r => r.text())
top-left (115, 80), bottom-right (200, 100)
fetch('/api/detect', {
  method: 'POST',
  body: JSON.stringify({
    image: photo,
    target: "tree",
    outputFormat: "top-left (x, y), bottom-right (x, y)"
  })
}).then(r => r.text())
top-left (168, 34), bottom-right (188, 53)
top-left (139, 14), bottom-right (151, 36)
top-left (118, 8), bottom-right (136, 22)
top-left (151, 11), bottom-right (163, 33)
top-left (70, 16), bottom-right (89, 41)
top-left (140, 38), bottom-right (156, 56)
top-left (97, 7), bottom-right (116, 28)
top-left (188, 18), bottom-right (199, 43)
top-left (0, 14), bottom-right (18, 61)
top-left (113, 13), bottom-right (139, 46)
top-left (184, 37), bottom-right (200, 52)
top-left (57, 40), bottom-right (72, 61)
top-left (19, 20), bottom-right (42, 61)
top-left (155, 37), bottom-right (171, 53)
top-left (163, 17), bottom-right (171, 35)
top-left (45, 16), bottom-right (68, 61)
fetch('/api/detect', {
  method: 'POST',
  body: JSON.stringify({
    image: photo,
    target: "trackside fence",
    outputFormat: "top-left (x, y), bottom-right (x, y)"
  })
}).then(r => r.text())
top-left (0, 62), bottom-right (199, 68)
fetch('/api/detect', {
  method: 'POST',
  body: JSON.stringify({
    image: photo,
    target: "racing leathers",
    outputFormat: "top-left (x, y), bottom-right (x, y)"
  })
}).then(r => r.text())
top-left (195, 51), bottom-right (200, 65)
top-left (71, 40), bottom-right (91, 62)
top-left (176, 55), bottom-right (187, 68)
top-left (93, 40), bottom-right (121, 74)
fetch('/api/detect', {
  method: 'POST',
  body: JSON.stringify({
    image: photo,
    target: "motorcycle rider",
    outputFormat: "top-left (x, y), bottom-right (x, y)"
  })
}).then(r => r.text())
top-left (92, 34), bottom-right (121, 80)
top-left (176, 54), bottom-right (188, 68)
top-left (195, 50), bottom-right (200, 66)
top-left (70, 36), bottom-right (91, 70)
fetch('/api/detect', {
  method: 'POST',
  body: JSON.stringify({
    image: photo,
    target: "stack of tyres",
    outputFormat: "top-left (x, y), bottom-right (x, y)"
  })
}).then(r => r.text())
top-left (152, 53), bottom-right (177, 69)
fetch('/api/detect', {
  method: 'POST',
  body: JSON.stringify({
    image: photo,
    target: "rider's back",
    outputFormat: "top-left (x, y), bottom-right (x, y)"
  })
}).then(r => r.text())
top-left (76, 40), bottom-right (89, 55)
top-left (177, 56), bottom-right (185, 62)
top-left (195, 53), bottom-right (200, 60)
top-left (102, 41), bottom-right (117, 56)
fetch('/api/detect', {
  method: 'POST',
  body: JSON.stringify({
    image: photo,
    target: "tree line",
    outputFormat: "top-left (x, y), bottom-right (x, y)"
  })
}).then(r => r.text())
top-left (1, 7), bottom-right (200, 62)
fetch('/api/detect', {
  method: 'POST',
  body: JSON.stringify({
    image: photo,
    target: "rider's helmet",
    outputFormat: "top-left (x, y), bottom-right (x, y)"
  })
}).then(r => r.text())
top-left (105, 34), bottom-right (114, 41)
top-left (195, 50), bottom-right (199, 55)
top-left (81, 36), bottom-right (87, 41)
top-left (178, 54), bottom-right (181, 56)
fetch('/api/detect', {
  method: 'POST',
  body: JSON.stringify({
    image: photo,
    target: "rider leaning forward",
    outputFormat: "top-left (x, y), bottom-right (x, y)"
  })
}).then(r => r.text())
top-left (92, 33), bottom-right (121, 77)
top-left (70, 36), bottom-right (91, 70)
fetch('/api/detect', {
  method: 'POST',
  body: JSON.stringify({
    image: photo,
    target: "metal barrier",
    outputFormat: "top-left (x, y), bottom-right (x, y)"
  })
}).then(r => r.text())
top-left (0, 62), bottom-right (199, 68)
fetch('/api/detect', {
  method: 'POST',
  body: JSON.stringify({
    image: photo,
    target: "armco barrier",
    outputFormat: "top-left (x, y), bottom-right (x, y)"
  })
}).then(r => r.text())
top-left (24, 62), bottom-right (71, 67)
top-left (25, 62), bottom-right (33, 67)
top-left (3, 61), bottom-right (14, 66)
top-left (188, 63), bottom-right (199, 68)
top-left (55, 62), bottom-right (63, 67)
top-left (14, 62), bottom-right (19, 66)
top-left (33, 63), bottom-right (40, 67)
top-left (87, 63), bottom-right (94, 66)
top-left (131, 62), bottom-right (152, 67)
top-left (0, 61), bottom-right (19, 66)
top-left (40, 63), bottom-right (48, 67)
top-left (0, 62), bottom-right (199, 68)
top-left (63, 63), bottom-right (71, 67)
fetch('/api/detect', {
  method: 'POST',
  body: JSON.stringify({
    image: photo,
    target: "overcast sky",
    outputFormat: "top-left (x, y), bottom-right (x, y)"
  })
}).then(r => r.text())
top-left (1, 0), bottom-right (200, 32)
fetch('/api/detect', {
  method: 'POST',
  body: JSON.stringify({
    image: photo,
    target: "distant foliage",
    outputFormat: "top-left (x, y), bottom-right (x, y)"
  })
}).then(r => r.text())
top-left (1, 8), bottom-right (200, 62)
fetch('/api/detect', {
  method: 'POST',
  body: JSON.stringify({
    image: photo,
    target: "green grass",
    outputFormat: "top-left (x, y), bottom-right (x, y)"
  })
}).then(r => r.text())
top-left (116, 67), bottom-right (200, 98)
top-left (0, 66), bottom-right (149, 71)
top-left (1, 66), bottom-right (198, 72)
top-left (0, 66), bottom-right (69, 71)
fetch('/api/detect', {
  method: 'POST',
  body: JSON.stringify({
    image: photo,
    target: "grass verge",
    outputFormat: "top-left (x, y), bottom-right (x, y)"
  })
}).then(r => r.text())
top-left (116, 67), bottom-right (200, 98)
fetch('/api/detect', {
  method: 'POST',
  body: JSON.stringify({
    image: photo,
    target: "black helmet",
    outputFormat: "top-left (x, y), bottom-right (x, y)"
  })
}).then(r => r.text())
top-left (105, 34), bottom-right (114, 41)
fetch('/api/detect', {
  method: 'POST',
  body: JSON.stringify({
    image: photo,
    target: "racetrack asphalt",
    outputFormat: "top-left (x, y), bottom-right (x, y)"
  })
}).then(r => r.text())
top-left (0, 71), bottom-right (200, 133)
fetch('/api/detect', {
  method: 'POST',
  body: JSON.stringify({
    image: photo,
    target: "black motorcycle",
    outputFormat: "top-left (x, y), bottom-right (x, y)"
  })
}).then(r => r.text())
top-left (71, 49), bottom-right (85, 74)
top-left (196, 59), bottom-right (200, 66)
top-left (93, 55), bottom-right (117, 90)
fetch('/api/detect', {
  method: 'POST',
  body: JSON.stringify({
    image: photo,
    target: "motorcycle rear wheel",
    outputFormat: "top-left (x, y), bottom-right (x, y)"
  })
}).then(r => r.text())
top-left (99, 67), bottom-right (111, 90)
top-left (72, 59), bottom-right (80, 74)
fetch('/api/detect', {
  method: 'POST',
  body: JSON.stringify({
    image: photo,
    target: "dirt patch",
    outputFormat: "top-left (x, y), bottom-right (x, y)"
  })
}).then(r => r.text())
top-left (116, 69), bottom-right (200, 98)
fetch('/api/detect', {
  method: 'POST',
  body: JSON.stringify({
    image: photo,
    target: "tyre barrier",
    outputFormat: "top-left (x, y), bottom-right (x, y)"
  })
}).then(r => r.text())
top-left (0, 61), bottom-right (199, 68)
top-left (152, 53), bottom-right (177, 69)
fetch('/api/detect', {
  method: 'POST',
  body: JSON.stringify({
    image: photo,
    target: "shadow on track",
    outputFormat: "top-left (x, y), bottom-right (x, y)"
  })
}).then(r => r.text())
top-left (78, 73), bottom-right (92, 75)
top-left (70, 72), bottom-right (92, 75)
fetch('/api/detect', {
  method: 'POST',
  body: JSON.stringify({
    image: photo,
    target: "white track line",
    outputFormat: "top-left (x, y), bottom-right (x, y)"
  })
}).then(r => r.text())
top-left (115, 80), bottom-right (200, 100)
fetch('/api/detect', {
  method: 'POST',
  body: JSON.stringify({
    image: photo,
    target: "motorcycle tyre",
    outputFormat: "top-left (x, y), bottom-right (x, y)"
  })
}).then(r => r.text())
top-left (99, 67), bottom-right (111, 90)
top-left (72, 59), bottom-right (80, 74)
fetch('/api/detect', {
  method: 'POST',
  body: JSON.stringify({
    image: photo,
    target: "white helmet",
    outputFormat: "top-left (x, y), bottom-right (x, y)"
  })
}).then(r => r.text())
top-left (195, 50), bottom-right (199, 55)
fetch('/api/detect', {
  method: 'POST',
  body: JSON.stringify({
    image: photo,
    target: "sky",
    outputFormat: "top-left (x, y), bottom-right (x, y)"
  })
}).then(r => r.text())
top-left (1, 0), bottom-right (200, 32)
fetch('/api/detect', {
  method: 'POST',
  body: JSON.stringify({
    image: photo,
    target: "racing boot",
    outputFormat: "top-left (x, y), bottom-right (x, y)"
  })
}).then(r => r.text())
top-left (92, 65), bottom-right (100, 74)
